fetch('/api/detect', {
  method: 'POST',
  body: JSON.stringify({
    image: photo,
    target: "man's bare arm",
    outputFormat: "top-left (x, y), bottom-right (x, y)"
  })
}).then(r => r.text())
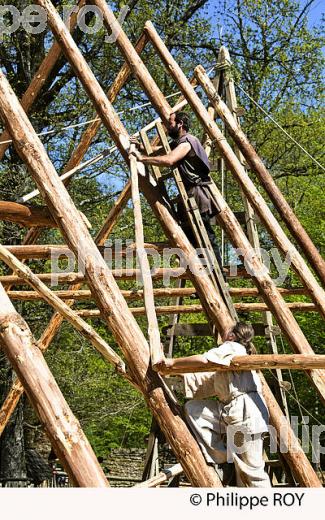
top-left (155, 354), bottom-right (208, 374)
top-left (134, 142), bottom-right (191, 167)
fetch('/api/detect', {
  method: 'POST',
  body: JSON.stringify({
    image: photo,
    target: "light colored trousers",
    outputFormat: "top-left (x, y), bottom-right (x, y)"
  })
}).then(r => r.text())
top-left (184, 399), bottom-right (271, 487)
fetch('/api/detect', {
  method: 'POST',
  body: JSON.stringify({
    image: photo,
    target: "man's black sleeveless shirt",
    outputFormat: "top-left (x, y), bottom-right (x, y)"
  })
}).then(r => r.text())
top-left (170, 133), bottom-right (211, 189)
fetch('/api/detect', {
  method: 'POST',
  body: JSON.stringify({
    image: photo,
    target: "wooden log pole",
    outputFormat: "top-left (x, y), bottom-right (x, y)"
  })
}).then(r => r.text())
top-left (0, 242), bottom-right (168, 260)
top-left (0, 267), bottom-right (188, 286)
top-left (134, 463), bottom-right (183, 488)
top-left (0, 244), bottom-right (125, 369)
top-left (0, 201), bottom-right (57, 228)
top-left (75, 302), bottom-right (317, 318)
top-left (195, 65), bottom-right (325, 287)
top-left (0, 284), bottom-right (109, 487)
top-left (260, 377), bottom-right (321, 487)
top-left (0, 37), bottom-right (220, 491)
top-left (144, 22), bottom-right (325, 321)
top-left (0, 0), bottom-right (86, 161)
top-left (91, 0), bottom-right (171, 123)
top-left (5, 286), bottom-right (309, 301)
top-left (129, 147), bottom-right (163, 364)
top-left (156, 354), bottom-right (325, 374)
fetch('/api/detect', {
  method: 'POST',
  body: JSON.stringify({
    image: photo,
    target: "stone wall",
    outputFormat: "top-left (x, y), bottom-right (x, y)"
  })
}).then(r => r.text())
top-left (104, 446), bottom-right (180, 487)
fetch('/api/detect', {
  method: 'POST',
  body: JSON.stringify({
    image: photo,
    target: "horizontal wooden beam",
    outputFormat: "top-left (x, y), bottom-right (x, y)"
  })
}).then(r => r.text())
top-left (156, 354), bottom-right (325, 374)
top-left (75, 302), bottom-right (316, 318)
top-left (0, 201), bottom-right (57, 228)
top-left (6, 286), bottom-right (308, 301)
top-left (0, 242), bottom-right (169, 260)
top-left (0, 268), bottom-right (189, 285)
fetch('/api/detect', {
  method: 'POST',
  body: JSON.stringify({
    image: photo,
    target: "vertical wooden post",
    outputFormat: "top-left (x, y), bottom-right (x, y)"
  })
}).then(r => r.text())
top-left (0, 284), bottom-right (109, 487)
top-left (129, 146), bottom-right (163, 365)
top-left (144, 21), bottom-right (325, 321)
top-left (195, 64), bottom-right (325, 287)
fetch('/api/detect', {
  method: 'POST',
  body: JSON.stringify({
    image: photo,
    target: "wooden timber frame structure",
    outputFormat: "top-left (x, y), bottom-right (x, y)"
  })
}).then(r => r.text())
top-left (0, 0), bottom-right (323, 488)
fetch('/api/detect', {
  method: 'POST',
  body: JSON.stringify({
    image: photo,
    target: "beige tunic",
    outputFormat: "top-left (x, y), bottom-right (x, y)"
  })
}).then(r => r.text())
top-left (183, 341), bottom-right (271, 487)
top-left (184, 341), bottom-right (269, 435)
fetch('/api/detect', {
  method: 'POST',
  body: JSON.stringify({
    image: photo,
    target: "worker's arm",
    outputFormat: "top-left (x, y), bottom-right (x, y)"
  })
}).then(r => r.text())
top-left (133, 142), bottom-right (191, 167)
top-left (154, 354), bottom-right (208, 374)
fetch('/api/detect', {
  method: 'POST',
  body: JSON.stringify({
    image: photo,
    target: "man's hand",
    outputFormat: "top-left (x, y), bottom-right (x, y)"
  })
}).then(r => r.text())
top-left (130, 135), bottom-right (144, 152)
top-left (129, 146), bottom-right (143, 161)
top-left (153, 357), bottom-right (171, 374)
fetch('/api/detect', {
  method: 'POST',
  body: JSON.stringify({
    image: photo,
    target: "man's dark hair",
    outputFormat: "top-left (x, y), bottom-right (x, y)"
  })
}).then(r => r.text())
top-left (175, 111), bottom-right (190, 131)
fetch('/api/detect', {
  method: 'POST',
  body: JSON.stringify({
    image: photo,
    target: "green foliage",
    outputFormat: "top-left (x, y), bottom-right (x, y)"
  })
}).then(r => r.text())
top-left (0, 0), bottom-right (323, 461)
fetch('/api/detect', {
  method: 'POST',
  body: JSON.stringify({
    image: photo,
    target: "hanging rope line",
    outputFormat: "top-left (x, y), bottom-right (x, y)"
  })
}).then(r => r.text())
top-left (17, 64), bottom-right (217, 202)
top-left (235, 82), bottom-right (325, 172)
top-left (1, 64), bottom-right (217, 148)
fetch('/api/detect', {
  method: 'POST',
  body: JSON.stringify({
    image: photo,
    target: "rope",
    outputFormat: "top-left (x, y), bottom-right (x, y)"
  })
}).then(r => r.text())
top-left (235, 82), bottom-right (325, 172)
top-left (17, 64), bottom-right (217, 202)
top-left (277, 334), bottom-right (323, 425)
top-left (0, 65), bottom-right (217, 148)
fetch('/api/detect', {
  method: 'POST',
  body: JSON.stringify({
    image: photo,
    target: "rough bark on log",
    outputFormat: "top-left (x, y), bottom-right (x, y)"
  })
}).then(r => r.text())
top-left (0, 284), bottom-right (109, 487)
top-left (195, 65), bottom-right (325, 287)
top-left (0, 20), bottom-right (221, 487)
top-left (0, 201), bottom-right (57, 228)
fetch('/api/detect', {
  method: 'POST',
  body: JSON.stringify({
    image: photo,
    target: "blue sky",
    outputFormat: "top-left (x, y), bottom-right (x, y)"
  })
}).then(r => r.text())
top-left (205, 0), bottom-right (324, 40)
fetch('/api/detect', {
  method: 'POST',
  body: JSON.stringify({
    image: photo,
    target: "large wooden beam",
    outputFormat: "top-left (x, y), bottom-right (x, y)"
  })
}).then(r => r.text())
top-left (195, 65), bottom-right (325, 287)
top-left (5, 286), bottom-right (309, 301)
top-left (144, 21), bottom-right (325, 322)
top-left (0, 244), bottom-right (124, 369)
top-left (0, 267), bottom-right (188, 286)
top-left (156, 354), bottom-right (325, 373)
top-left (0, 0), bottom-right (86, 161)
top-left (0, 201), bottom-right (57, 228)
top-left (0, 29), bottom-right (220, 490)
top-left (91, 0), bottom-right (171, 123)
top-left (0, 284), bottom-right (109, 487)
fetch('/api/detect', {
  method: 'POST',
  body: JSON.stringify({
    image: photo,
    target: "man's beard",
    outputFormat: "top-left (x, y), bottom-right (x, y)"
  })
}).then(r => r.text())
top-left (168, 126), bottom-right (180, 139)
